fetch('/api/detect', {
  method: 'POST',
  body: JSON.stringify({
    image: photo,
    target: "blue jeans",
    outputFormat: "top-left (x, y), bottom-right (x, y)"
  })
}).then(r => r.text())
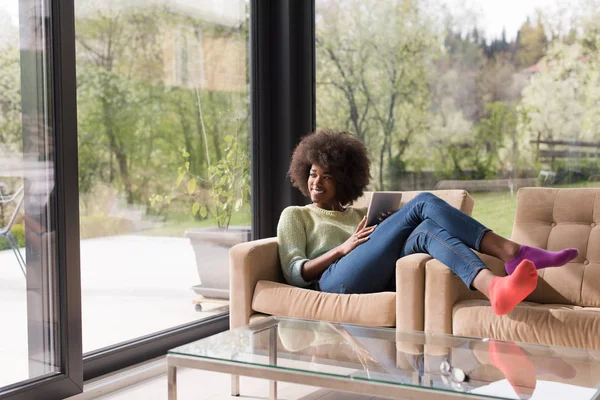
top-left (319, 192), bottom-right (491, 294)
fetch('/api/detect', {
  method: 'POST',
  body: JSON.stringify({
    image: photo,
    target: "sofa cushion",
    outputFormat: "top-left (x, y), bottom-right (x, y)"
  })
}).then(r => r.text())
top-left (512, 188), bottom-right (600, 307)
top-left (252, 280), bottom-right (396, 327)
top-left (452, 300), bottom-right (600, 349)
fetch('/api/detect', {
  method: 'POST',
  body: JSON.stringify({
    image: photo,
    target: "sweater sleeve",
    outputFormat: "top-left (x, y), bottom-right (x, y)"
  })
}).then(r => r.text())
top-left (277, 207), bottom-right (313, 288)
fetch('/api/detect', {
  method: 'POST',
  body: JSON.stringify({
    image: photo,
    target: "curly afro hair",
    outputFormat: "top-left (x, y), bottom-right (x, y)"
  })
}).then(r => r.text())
top-left (288, 129), bottom-right (371, 205)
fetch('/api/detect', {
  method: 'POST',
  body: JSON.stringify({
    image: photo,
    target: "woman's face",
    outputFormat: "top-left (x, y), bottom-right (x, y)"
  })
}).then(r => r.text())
top-left (308, 164), bottom-right (339, 210)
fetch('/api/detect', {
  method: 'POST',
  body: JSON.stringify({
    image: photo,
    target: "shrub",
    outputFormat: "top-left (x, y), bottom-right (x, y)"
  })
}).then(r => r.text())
top-left (150, 137), bottom-right (250, 231)
top-left (0, 224), bottom-right (26, 251)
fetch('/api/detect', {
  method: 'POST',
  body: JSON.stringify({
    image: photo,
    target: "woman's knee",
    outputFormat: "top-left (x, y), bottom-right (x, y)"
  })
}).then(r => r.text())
top-left (404, 219), bottom-right (444, 252)
top-left (413, 192), bottom-right (436, 203)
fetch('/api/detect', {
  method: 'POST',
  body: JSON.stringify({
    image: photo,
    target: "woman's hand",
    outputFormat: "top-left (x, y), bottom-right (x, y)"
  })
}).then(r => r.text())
top-left (338, 216), bottom-right (376, 256)
top-left (378, 210), bottom-right (395, 223)
top-left (301, 216), bottom-right (375, 281)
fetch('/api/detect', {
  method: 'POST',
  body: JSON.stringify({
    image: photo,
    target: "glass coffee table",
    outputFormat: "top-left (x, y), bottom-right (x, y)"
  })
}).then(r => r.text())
top-left (167, 317), bottom-right (600, 400)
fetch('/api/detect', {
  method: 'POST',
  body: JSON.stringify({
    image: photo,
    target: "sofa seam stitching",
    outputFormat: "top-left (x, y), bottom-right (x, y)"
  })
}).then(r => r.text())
top-left (579, 191), bottom-right (598, 305)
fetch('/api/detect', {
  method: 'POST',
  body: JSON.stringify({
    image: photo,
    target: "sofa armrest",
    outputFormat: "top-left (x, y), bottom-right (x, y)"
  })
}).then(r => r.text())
top-left (395, 253), bottom-right (432, 333)
top-left (424, 254), bottom-right (504, 334)
top-left (229, 237), bottom-right (281, 329)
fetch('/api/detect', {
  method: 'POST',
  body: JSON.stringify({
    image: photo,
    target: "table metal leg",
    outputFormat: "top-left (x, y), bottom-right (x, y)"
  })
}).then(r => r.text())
top-left (269, 325), bottom-right (278, 400)
top-left (168, 364), bottom-right (177, 400)
top-left (231, 374), bottom-right (240, 396)
top-left (270, 380), bottom-right (277, 400)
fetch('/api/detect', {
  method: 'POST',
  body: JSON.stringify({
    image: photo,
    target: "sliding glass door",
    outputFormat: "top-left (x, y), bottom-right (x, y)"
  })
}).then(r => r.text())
top-left (0, 0), bottom-right (82, 399)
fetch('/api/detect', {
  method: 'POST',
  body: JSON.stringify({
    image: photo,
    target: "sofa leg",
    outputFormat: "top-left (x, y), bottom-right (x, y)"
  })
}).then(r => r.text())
top-left (231, 374), bottom-right (240, 396)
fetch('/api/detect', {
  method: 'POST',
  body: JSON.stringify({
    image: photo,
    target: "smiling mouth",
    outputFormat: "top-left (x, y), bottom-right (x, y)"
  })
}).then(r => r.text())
top-left (311, 188), bottom-right (324, 195)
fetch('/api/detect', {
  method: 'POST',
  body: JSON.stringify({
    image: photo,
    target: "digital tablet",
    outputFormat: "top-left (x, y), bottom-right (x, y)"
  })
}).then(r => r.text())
top-left (365, 192), bottom-right (403, 226)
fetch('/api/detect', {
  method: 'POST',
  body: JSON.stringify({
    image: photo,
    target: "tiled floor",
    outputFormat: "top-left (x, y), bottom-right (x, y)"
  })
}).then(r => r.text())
top-left (95, 367), bottom-right (393, 400)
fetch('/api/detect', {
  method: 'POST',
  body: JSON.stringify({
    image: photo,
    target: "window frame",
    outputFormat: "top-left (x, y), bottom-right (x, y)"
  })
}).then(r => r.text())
top-left (2, 0), bottom-right (83, 397)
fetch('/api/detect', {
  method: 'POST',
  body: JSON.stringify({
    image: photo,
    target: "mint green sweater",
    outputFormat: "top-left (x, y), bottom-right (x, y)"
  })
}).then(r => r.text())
top-left (277, 204), bottom-right (367, 287)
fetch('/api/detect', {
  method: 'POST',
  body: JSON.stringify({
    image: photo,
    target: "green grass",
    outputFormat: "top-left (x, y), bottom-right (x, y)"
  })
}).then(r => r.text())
top-left (470, 181), bottom-right (600, 238)
top-left (470, 191), bottom-right (517, 238)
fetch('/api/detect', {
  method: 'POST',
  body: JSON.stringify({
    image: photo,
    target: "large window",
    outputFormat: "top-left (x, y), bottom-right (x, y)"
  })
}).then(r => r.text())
top-left (2, 0), bottom-right (251, 392)
top-left (1, 0), bottom-right (82, 397)
top-left (316, 0), bottom-right (600, 235)
top-left (74, 0), bottom-right (250, 352)
top-left (2, 0), bottom-right (310, 398)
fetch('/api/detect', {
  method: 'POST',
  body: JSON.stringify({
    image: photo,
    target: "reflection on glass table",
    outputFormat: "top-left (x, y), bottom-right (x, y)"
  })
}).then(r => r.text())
top-left (168, 316), bottom-right (600, 400)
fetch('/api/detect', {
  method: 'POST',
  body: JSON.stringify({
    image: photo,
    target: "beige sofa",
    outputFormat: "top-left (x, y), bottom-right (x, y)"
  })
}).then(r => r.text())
top-left (229, 190), bottom-right (474, 332)
top-left (424, 187), bottom-right (600, 350)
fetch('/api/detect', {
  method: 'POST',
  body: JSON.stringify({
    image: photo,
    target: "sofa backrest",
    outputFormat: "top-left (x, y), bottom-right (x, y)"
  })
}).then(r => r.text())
top-left (354, 190), bottom-right (474, 216)
top-left (512, 187), bottom-right (600, 307)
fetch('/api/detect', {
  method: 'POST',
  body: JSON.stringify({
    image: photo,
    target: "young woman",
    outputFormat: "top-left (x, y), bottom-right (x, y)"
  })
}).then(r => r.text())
top-left (277, 129), bottom-right (579, 316)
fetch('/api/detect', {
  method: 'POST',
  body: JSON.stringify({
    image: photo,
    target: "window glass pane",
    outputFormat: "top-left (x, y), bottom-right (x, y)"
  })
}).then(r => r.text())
top-left (74, 0), bottom-right (250, 352)
top-left (316, 0), bottom-right (600, 236)
top-left (0, 0), bottom-right (60, 388)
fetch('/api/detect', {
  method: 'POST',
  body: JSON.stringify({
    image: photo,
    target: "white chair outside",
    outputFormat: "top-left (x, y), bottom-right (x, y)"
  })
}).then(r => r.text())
top-left (0, 185), bottom-right (26, 277)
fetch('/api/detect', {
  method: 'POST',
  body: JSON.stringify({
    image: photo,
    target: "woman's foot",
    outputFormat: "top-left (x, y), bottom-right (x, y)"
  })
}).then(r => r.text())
top-left (505, 245), bottom-right (579, 275)
top-left (489, 260), bottom-right (538, 315)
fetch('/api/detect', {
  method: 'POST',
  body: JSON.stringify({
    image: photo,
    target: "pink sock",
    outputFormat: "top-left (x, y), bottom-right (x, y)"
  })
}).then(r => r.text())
top-left (505, 245), bottom-right (579, 275)
top-left (490, 260), bottom-right (538, 315)
top-left (489, 340), bottom-right (537, 398)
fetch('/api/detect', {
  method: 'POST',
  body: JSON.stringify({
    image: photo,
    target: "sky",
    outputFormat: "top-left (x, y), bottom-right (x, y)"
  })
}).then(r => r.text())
top-left (1, 0), bottom-right (563, 42)
top-left (449, 0), bottom-right (563, 41)
top-left (1, 0), bottom-right (245, 24)
top-left (1, 1), bottom-right (18, 23)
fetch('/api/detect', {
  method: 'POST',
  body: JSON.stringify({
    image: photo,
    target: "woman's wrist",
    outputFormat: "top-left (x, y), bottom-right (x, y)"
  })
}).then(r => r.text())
top-left (302, 246), bottom-right (346, 282)
top-left (334, 245), bottom-right (347, 258)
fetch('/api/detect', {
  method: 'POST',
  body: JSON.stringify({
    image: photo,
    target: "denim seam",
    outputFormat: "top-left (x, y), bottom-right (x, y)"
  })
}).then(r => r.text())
top-left (406, 230), bottom-right (486, 279)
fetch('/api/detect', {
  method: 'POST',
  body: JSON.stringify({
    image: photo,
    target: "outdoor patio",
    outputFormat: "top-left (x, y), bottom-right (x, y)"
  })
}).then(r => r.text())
top-left (0, 234), bottom-right (230, 388)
